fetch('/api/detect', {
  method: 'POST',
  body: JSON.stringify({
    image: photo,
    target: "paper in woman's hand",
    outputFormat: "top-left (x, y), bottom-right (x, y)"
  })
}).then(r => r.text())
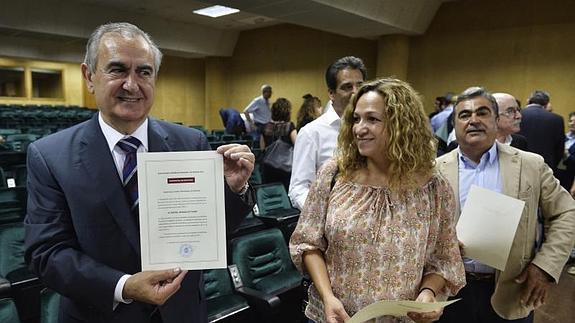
top-left (347, 299), bottom-right (460, 323)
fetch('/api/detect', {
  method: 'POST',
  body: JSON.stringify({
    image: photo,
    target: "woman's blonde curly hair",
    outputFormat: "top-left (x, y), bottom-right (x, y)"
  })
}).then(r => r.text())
top-left (336, 78), bottom-right (437, 189)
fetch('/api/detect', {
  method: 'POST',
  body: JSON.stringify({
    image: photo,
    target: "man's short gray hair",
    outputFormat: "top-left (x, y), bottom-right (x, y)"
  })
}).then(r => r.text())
top-left (455, 86), bottom-right (499, 115)
top-left (261, 84), bottom-right (272, 92)
top-left (83, 22), bottom-right (163, 74)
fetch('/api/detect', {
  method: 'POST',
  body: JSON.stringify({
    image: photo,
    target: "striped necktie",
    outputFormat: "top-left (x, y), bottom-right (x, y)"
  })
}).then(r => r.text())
top-left (117, 136), bottom-right (142, 212)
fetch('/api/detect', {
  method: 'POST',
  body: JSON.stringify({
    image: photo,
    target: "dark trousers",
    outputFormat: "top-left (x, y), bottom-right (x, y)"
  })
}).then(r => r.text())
top-left (439, 279), bottom-right (533, 323)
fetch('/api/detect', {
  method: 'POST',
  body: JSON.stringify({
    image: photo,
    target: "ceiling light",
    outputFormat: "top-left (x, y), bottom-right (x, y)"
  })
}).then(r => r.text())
top-left (193, 5), bottom-right (239, 18)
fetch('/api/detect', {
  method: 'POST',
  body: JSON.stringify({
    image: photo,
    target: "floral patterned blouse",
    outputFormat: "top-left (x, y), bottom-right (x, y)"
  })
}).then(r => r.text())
top-left (289, 159), bottom-right (465, 323)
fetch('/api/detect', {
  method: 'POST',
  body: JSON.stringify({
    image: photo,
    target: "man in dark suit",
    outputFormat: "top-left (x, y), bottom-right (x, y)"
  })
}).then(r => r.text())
top-left (518, 90), bottom-right (565, 172)
top-left (24, 22), bottom-right (255, 323)
top-left (493, 92), bottom-right (528, 150)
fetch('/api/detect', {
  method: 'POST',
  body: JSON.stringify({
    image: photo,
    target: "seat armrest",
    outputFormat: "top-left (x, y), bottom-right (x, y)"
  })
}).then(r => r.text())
top-left (0, 276), bottom-right (11, 296)
top-left (236, 286), bottom-right (281, 309)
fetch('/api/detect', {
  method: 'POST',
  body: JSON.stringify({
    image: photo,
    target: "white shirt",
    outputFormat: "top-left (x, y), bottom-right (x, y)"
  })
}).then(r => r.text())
top-left (289, 102), bottom-right (340, 210)
top-left (98, 113), bottom-right (148, 308)
top-left (244, 95), bottom-right (271, 124)
top-left (497, 134), bottom-right (513, 145)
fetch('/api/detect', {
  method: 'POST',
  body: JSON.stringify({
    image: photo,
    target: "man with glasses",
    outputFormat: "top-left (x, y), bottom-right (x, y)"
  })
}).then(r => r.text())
top-left (436, 86), bottom-right (575, 323)
top-left (493, 93), bottom-right (527, 150)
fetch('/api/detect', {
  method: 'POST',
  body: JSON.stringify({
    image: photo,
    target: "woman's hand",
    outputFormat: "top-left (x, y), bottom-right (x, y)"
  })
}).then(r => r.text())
top-left (323, 294), bottom-right (350, 323)
top-left (407, 289), bottom-right (443, 323)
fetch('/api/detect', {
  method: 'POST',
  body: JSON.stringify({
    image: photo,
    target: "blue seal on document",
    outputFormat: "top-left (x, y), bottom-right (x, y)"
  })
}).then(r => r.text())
top-left (180, 244), bottom-right (193, 258)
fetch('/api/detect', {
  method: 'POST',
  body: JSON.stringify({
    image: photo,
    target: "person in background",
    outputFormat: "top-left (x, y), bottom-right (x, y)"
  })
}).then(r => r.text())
top-left (493, 93), bottom-right (527, 150)
top-left (290, 78), bottom-right (465, 323)
top-left (518, 90), bottom-right (565, 174)
top-left (429, 95), bottom-right (448, 120)
top-left (437, 86), bottom-right (575, 323)
top-left (260, 98), bottom-right (297, 190)
top-left (244, 84), bottom-right (272, 141)
top-left (24, 22), bottom-right (255, 323)
top-left (289, 56), bottom-right (366, 210)
top-left (219, 108), bottom-right (246, 137)
top-left (297, 93), bottom-right (322, 131)
top-left (431, 92), bottom-right (455, 133)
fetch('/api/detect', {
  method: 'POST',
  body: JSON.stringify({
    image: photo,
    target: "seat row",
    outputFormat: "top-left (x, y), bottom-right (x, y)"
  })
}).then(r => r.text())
top-left (0, 179), bottom-right (305, 323)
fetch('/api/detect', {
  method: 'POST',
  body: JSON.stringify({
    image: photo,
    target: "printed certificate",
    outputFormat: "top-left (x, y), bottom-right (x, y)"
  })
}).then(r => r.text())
top-left (137, 151), bottom-right (226, 271)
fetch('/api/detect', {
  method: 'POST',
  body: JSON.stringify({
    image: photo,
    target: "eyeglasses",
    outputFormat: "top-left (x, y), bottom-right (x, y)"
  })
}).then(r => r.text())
top-left (499, 107), bottom-right (521, 118)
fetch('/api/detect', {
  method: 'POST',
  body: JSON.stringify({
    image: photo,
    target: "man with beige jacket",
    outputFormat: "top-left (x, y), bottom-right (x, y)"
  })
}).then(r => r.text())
top-left (436, 86), bottom-right (575, 323)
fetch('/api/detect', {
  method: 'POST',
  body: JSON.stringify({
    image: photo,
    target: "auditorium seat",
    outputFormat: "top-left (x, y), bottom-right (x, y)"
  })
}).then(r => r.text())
top-left (230, 228), bottom-right (303, 322)
top-left (220, 134), bottom-right (236, 142)
top-left (40, 288), bottom-right (60, 323)
top-left (203, 269), bottom-right (251, 323)
top-left (0, 223), bottom-right (42, 323)
top-left (255, 184), bottom-right (299, 220)
top-left (248, 164), bottom-right (262, 186)
top-left (0, 187), bottom-right (26, 224)
top-left (0, 297), bottom-right (21, 323)
top-left (229, 211), bottom-right (265, 240)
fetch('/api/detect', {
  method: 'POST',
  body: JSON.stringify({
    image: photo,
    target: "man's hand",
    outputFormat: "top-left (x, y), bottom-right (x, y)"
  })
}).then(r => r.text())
top-left (407, 289), bottom-right (443, 323)
top-left (514, 263), bottom-right (553, 309)
top-left (123, 268), bottom-right (188, 305)
top-left (323, 295), bottom-right (350, 323)
top-left (216, 144), bottom-right (254, 193)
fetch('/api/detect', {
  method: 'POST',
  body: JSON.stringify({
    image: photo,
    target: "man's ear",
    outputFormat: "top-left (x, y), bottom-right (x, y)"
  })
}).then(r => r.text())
top-left (328, 88), bottom-right (335, 102)
top-left (81, 63), bottom-right (95, 94)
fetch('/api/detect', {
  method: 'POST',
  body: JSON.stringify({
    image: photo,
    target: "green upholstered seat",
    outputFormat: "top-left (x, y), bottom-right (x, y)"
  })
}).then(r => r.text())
top-left (0, 298), bottom-right (21, 323)
top-left (0, 223), bottom-right (26, 278)
top-left (248, 164), bottom-right (262, 186)
top-left (203, 269), bottom-right (250, 322)
top-left (229, 211), bottom-right (265, 239)
top-left (0, 223), bottom-right (36, 285)
top-left (231, 228), bottom-right (301, 295)
top-left (230, 228), bottom-right (304, 322)
top-left (254, 184), bottom-right (299, 220)
top-left (40, 288), bottom-right (61, 323)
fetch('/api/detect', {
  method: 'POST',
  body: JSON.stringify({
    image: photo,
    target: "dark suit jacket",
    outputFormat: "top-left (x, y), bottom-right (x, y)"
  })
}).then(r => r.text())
top-left (24, 115), bottom-right (253, 323)
top-left (518, 104), bottom-right (565, 170)
top-left (510, 133), bottom-right (528, 150)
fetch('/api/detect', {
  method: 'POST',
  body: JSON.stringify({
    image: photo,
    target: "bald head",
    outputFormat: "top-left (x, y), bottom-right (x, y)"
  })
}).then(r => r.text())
top-left (494, 92), bottom-right (521, 137)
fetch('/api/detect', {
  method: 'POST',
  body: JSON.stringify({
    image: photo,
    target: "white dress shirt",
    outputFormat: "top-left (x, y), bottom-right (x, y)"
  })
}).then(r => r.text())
top-left (98, 113), bottom-right (148, 308)
top-left (288, 102), bottom-right (340, 210)
top-left (244, 95), bottom-right (271, 125)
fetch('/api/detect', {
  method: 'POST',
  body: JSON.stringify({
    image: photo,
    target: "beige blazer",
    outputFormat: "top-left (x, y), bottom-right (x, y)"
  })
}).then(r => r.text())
top-left (436, 142), bottom-right (575, 319)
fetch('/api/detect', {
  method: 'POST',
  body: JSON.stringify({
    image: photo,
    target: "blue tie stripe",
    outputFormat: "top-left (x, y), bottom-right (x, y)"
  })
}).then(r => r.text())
top-left (117, 137), bottom-right (141, 211)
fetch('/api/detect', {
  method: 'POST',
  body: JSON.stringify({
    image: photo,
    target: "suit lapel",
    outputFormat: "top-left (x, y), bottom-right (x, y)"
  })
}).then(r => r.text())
top-left (438, 149), bottom-right (461, 220)
top-left (78, 115), bottom-right (141, 255)
top-left (497, 142), bottom-right (521, 198)
top-left (148, 119), bottom-right (171, 152)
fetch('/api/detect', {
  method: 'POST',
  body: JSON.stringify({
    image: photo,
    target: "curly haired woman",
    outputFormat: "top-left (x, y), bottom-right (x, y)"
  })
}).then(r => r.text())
top-left (290, 78), bottom-right (465, 323)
